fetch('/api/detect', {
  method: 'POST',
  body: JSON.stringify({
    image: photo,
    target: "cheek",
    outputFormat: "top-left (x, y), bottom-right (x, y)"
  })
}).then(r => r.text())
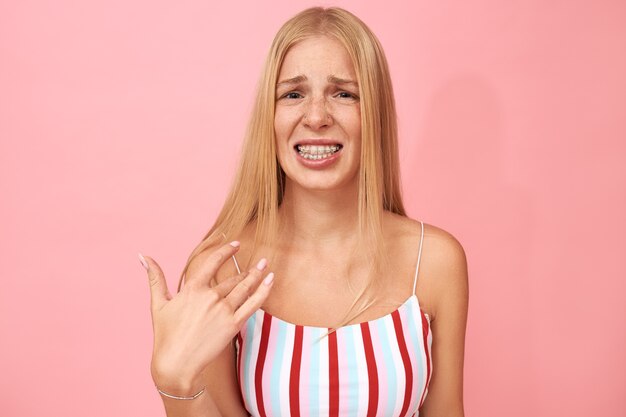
top-left (348, 112), bottom-right (362, 163)
top-left (273, 115), bottom-right (283, 139)
top-left (339, 106), bottom-right (361, 136)
top-left (348, 114), bottom-right (362, 143)
top-left (274, 110), bottom-right (294, 141)
top-left (274, 115), bottom-right (292, 163)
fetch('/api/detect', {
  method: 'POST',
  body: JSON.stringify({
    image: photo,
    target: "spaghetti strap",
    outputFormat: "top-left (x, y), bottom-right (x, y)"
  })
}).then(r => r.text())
top-left (412, 220), bottom-right (425, 295)
top-left (231, 254), bottom-right (241, 274)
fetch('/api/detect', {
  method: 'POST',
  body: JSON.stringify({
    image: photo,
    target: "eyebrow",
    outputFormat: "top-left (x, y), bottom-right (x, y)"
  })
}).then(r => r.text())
top-left (276, 75), bottom-right (358, 87)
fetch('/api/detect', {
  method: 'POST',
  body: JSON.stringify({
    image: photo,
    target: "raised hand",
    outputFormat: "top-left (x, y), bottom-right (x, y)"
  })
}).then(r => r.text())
top-left (140, 241), bottom-right (274, 396)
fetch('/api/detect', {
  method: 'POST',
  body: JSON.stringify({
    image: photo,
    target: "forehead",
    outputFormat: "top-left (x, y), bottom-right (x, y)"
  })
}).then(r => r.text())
top-left (278, 35), bottom-right (356, 79)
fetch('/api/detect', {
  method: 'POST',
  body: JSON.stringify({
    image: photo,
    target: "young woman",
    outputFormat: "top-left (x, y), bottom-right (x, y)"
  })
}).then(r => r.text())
top-left (141, 7), bottom-right (468, 417)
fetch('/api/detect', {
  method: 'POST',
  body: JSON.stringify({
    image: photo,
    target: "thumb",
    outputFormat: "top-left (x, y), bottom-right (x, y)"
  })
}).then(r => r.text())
top-left (138, 253), bottom-right (172, 311)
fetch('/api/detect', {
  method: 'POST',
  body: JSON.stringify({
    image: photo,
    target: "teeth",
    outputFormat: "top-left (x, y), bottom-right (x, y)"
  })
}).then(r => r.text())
top-left (296, 144), bottom-right (341, 160)
top-left (296, 144), bottom-right (341, 154)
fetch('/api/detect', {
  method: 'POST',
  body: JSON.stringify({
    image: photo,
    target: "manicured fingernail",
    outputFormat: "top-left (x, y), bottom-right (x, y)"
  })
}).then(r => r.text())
top-left (230, 241), bottom-right (240, 248)
top-left (138, 253), bottom-right (149, 271)
top-left (263, 272), bottom-right (274, 286)
top-left (256, 258), bottom-right (267, 271)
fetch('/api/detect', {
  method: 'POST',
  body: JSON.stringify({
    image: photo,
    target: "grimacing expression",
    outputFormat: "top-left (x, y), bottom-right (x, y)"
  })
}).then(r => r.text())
top-left (274, 35), bottom-right (362, 192)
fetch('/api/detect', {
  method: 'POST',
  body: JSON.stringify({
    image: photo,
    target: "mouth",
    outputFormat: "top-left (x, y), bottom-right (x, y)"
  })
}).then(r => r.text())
top-left (294, 143), bottom-right (343, 160)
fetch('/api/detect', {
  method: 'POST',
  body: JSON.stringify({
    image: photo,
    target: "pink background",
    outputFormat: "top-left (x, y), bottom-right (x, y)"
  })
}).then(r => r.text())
top-left (1, 0), bottom-right (624, 416)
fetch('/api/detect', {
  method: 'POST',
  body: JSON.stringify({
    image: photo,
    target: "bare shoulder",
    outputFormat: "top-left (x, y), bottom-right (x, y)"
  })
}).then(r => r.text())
top-left (421, 222), bottom-right (468, 283)
top-left (383, 211), bottom-right (462, 251)
top-left (390, 213), bottom-right (465, 269)
top-left (383, 212), bottom-right (469, 318)
top-left (419, 221), bottom-right (469, 321)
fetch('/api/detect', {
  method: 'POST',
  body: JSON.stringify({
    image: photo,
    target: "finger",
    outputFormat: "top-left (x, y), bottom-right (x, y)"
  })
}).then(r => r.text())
top-left (139, 253), bottom-right (172, 312)
top-left (187, 241), bottom-right (241, 288)
top-left (233, 272), bottom-right (274, 326)
top-left (212, 271), bottom-right (248, 298)
top-left (225, 258), bottom-right (268, 309)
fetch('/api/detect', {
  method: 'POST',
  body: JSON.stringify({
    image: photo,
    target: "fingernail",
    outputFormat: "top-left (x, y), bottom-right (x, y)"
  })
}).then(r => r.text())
top-left (263, 272), bottom-right (274, 286)
top-left (138, 253), bottom-right (149, 271)
top-left (256, 258), bottom-right (267, 271)
top-left (230, 241), bottom-right (240, 248)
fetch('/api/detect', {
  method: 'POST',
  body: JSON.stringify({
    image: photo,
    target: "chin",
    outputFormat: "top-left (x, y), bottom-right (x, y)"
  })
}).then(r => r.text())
top-left (289, 172), bottom-right (357, 192)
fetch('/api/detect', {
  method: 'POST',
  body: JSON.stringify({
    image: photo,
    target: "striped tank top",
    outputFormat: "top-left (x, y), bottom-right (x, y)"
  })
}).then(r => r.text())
top-left (234, 221), bottom-right (432, 416)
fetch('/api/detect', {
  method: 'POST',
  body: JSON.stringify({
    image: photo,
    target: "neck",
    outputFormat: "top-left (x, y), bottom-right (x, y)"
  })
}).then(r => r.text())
top-left (278, 180), bottom-right (360, 249)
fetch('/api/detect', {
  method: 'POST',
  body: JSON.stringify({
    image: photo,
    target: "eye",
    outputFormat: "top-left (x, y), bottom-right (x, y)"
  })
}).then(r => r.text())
top-left (336, 91), bottom-right (359, 100)
top-left (281, 92), bottom-right (303, 99)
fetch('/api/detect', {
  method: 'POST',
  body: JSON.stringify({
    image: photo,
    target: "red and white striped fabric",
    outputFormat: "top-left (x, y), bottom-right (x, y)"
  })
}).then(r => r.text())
top-left (234, 221), bottom-right (432, 416)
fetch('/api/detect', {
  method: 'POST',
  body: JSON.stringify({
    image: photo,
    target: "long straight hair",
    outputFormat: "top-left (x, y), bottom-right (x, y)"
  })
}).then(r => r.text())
top-left (178, 7), bottom-right (406, 329)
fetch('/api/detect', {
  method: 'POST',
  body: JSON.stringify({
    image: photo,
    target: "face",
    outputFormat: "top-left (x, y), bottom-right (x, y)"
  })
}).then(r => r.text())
top-left (274, 35), bottom-right (361, 192)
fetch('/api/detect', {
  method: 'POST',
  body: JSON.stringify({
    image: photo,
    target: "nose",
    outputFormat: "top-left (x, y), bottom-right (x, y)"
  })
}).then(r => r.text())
top-left (302, 96), bottom-right (332, 129)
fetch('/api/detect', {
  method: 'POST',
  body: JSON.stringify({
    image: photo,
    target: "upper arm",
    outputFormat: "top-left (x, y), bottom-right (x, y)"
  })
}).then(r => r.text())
top-left (419, 229), bottom-right (469, 417)
top-left (185, 248), bottom-right (250, 417)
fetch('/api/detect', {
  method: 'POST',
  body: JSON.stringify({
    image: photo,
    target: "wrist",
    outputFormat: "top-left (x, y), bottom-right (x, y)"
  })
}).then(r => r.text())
top-left (156, 385), bottom-right (205, 400)
top-left (151, 363), bottom-right (203, 397)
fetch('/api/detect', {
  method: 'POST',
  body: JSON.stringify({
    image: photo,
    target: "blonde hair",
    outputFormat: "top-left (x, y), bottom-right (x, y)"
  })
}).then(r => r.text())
top-left (178, 7), bottom-right (406, 330)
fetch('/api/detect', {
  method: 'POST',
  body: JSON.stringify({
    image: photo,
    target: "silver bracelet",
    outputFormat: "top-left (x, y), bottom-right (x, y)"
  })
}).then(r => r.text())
top-left (156, 385), bottom-right (206, 400)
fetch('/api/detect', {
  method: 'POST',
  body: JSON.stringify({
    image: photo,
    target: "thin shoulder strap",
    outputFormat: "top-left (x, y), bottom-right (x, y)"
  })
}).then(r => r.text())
top-left (231, 254), bottom-right (241, 274)
top-left (222, 233), bottom-right (242, 274)
top-left (412, 220), bottom-right (425, 295)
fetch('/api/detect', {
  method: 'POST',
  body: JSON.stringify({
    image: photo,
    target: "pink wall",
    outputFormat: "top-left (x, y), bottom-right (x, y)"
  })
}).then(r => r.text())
top-left (1, 1), bottom-right (624, 416)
